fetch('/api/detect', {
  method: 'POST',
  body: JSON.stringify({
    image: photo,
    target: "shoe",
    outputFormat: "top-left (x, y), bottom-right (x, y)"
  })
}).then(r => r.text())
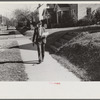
top-left (38, 59), bottom-right (42, 64)
top-left (38, 59), bottom-right (44, 64)
top-left (33, 43), bottom-right (35, 46)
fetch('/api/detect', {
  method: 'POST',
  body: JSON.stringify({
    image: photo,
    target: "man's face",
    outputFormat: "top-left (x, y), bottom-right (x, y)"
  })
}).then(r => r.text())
top-left (37, 23), bottom-right (41, 27)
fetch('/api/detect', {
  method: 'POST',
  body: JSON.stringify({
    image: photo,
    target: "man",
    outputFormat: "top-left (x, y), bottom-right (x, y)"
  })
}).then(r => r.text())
top-left (32, 20), bottom-right (46, 64)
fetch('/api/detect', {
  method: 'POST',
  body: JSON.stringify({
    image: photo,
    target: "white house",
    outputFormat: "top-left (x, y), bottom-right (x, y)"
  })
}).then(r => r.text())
top-left (33, 4), bottom-right (100, 27)
top-left (33, 4), bottom-right (51, 22)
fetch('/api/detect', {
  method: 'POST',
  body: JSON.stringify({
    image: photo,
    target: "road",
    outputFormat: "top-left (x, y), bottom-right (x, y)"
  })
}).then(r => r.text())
top-left (0, 29), bottom-right (80, 81)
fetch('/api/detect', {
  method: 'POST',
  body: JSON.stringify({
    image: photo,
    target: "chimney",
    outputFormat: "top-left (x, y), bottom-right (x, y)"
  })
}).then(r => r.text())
top-left (38, 4), bottom-right (41, 7)
top-left (87, 7), bottom-right (91, 18)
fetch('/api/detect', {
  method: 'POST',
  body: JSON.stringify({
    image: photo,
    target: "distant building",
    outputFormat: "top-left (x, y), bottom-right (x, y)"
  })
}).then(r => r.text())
top-left (33, 4), bottom-right (50, 23)
top-left (53, 4), bottom-right (78, 27)
top-left (42, 7), bottom-right (56, 28)
top-left (33, 4), bottom-right (78, 28)
top-left (33, 4), bottom-right (100, 28)
top-left (43, 4), bottom-right (78, 28)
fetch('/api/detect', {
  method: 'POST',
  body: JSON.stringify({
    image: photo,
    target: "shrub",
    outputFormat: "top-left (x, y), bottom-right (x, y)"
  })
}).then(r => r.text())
top-left (77, 18), bottom-right (92, 26)
top-left (94, 8), bottom-right (100, 23)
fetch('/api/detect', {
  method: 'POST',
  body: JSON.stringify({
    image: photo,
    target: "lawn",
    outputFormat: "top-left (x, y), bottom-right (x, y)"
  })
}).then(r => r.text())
top-left (53, 32), bottom-right (100, 81)
top-left (0, 39), bottom-right (28, 81)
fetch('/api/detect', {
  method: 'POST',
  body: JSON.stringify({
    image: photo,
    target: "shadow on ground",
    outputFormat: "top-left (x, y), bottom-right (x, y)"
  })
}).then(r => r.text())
top-left (0, 30), bottom-right (21, 36)
top-left (10, 43), bottom-right (37, 51)
top-left (0, 60), bottom-right (39, 64)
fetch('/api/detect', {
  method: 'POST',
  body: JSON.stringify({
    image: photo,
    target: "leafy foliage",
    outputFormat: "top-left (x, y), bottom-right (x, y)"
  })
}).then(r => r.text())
top-left (13, 9), bottom-right (32, 32)
top-left (77, 17), bottom-right (92, 26)
top-left (94, 8), bottom-right (100, 23)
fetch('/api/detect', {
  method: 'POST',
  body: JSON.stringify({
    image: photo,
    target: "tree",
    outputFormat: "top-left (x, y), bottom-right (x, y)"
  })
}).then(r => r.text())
top-left (13, 8), bottom-right (34, 34)
top-left (95, 8), bottom-right (100, 22)
top-left (92, 7), bottom-right (100, 24)
top-left (13, 9), bottom-right (31, 21)
top-left (77, 9), bottom-right (96, 26)
top-left (13, 9), bottom-right (31, 31)
top-left (9, 18), bottom-right (17, 27)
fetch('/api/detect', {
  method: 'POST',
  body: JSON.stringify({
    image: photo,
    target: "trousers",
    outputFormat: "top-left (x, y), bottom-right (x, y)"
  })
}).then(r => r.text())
top-left (36, 42), bottom-right (45, 62)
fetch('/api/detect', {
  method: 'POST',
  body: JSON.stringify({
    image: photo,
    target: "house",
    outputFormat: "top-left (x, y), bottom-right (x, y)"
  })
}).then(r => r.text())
top-left (42, 8), bottom-right (56, 28)
top-left (33, 4), bottom-right (78, 28)
top-left (32, 4), bottom-right (55, 27)
top-left (33, 4), bottom-right (100, 28)
top-left (53, 4), bottom-right (78, 27)
top-left (42, 4), bottom-right (78, 28)
top-left (32, 4), bottom-right (51, 23)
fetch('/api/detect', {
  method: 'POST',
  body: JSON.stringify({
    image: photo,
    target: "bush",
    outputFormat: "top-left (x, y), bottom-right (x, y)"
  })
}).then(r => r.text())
top-left (94, 8), bottom-right (100, 23)
top-left (77, 18), bottom-right (92, 26)
top-left (62, 13), bottom-right (77, 27)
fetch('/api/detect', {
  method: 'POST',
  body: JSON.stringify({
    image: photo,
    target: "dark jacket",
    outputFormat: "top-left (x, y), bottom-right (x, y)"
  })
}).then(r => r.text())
top-left (32, 27), bottom-right (39, 43)
top-left (32, 26), bottom-right (46, 44)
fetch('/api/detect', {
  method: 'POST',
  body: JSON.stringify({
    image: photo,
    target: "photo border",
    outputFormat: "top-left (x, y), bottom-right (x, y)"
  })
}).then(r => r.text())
top-left (0, 0), bottom-right (99, 99)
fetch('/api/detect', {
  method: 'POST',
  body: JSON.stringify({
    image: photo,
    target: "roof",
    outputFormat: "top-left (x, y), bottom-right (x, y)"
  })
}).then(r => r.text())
top-left (42, 8), bottom-right (54, 16)
top-left (58, 4), bottom-right (70, 7)
top-left (46, 8), bottom-right (54, 14)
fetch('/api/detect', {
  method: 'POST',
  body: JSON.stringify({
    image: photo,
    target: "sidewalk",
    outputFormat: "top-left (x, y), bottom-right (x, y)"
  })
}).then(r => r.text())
top-left (16, 34), bottom-right (80, 81)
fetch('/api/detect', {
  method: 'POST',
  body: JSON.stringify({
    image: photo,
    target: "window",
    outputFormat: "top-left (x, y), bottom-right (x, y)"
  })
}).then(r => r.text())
top-left (71, 9), bottom-right (75, 15)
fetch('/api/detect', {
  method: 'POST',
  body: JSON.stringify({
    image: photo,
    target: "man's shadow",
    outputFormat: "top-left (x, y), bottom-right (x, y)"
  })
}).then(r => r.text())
top-left (9, 43), bottom-right (40, 64)
top-left (10, 43), bottom-right (37, 51)
top-left (0, 60), bottom-right (39, 65)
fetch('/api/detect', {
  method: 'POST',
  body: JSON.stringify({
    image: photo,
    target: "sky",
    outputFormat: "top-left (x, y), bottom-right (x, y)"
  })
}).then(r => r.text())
top-left (78, 4), bottom-right (100, 19)
top-left (1, 3), bottom-right (100, 20)
top-left (0, 2), bottom-right (39, 19)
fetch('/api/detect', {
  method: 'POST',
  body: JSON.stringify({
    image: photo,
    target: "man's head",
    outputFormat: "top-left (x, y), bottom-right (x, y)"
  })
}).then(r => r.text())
top-left (32, 21), bottom-right (37, 27)
top-left (32, 20), bottom-right (45, 27)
